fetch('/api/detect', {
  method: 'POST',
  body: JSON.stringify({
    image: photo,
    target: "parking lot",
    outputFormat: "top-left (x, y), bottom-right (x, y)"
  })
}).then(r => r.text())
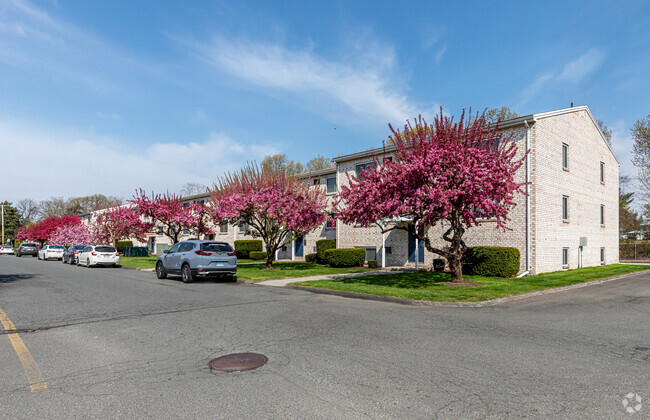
top-left (0, 255), bottom-right (648, 418)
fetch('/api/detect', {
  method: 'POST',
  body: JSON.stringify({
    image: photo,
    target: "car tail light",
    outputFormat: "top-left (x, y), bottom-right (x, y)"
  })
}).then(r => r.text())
top-left (115, 252), bottom-right (119, 256)
top-left (19, 247), bottom-right (24, 250)
top-left (91, 252), bottom-right (97, 256)
top-left (227, 252), bottom-right (236, 256)
top-left (74, 251), bottom-right (79, 254)
top-left (195, 250), bottom-right (213, 256)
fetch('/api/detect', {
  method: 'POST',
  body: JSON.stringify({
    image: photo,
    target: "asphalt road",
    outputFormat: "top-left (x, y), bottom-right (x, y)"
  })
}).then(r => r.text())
top-left (0, 256), bottom-right (648, 419)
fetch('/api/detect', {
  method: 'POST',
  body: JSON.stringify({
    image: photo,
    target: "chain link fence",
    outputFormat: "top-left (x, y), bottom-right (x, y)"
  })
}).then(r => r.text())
top-left (620, 242), bottom-right (650, 261)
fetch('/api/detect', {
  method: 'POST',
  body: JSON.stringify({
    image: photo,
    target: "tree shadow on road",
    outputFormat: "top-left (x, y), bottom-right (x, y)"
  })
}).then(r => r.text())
top-left (0, 274), bottom-right (36, 283)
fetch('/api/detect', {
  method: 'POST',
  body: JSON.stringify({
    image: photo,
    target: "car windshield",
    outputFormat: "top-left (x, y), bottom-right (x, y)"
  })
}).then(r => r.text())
top-left (73, 245), bottom-right (87, 250)
top-left (50, 245), bottom-right (65, 249)
top-left (23, 243), bottom-right (36, 247)
top-left (201, 243), bottom-right (234, 253)
top-left (95, 246), bottom-right (116, 253)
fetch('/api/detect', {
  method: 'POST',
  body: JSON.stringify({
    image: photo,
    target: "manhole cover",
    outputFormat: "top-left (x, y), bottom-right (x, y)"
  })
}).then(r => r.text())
top-left (209, 353), bottom-right (268, 372)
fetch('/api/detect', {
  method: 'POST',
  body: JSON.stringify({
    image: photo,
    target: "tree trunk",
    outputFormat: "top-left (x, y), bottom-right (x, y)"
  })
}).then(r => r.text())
top-left (265, 254), bottom-right (273, 269)
top-left (448, 253), bottom-right (464, 282)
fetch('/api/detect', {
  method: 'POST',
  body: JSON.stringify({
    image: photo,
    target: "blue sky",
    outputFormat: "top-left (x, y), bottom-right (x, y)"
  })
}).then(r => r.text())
top-left (1, 0), bottom-right (648, 203)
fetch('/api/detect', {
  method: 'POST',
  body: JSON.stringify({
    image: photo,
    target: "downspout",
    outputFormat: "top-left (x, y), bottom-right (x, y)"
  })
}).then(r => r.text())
top-left (336, 165), bottom-right (340, 249)
top-left (381, 222), bottom-right (386, 268)
top-left (520, 119), bottom-right (531, 277)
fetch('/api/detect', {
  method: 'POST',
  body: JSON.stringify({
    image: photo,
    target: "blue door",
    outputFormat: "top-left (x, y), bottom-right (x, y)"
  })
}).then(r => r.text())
top-left (408, 230), bottom-right (424, 263)
top-left (295, 236), bottom-right (304, 257)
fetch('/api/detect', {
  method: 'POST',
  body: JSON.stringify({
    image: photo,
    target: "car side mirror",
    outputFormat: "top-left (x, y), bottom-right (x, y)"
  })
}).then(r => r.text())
top-left (163, 249), bottom-right (170, 254)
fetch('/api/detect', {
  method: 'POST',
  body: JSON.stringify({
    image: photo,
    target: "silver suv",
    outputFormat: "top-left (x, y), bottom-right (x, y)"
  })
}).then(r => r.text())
top-left (155, 240), bottom-right (237, 283)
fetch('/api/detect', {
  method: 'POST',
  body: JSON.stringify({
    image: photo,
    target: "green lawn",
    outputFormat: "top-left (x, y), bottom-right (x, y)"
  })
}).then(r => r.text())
top-left (119, 256), bottom-right (158, 269)
top-left (290, 264), bottom-right (650, 302)
top-left (235, 262), bottom-right (370, 281)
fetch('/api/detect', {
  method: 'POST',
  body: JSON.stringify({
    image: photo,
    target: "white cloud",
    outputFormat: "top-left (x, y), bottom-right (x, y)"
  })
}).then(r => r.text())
top-left (517, 48), bottom-right (605, 105)
top-left (0, 119), bottom-right (277, 203)
top-left (187, 36), bottom-right (420, 124)
top-left (435, 44), bottom-right (447, 64)
top-left (557, 48), bottom-right (605, 83)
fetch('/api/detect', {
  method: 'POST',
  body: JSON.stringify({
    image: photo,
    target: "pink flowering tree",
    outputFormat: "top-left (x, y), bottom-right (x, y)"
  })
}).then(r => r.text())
top-left (130, 190), bottom-right (212, 245)
top-left (210, 164), bottom-right (328, 269)
top-left (91, 206), bottom-right (152, 248)
top-left (336, 109), bottom-right (527, 282)
top-left (21, 215), bottom-right (81, 245)
top-left (50, 224), bottom-right (95, 246)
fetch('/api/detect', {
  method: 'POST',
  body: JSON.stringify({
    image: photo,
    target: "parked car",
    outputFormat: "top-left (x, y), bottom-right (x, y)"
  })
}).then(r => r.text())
top-left (77, 245), bottom-right (119, 267)
top-left (38, 245), bottom-right (65, 260)
top-left (63, 244), bottom-right (88, 265)
top-left (16, 243), bottom-right (39, 257)
top-left (155, 240), bottom-right (237, 283)
top-left (0, 245), bottom-right (14, 255)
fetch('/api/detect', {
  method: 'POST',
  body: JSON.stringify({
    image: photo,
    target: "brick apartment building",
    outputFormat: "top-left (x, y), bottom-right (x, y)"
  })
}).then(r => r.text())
top-left (111, 105), bottom-right (618, 275)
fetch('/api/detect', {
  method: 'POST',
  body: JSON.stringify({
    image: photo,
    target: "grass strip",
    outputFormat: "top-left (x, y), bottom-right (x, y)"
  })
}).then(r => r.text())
top-left (290, 264), bottom-right (650, 302)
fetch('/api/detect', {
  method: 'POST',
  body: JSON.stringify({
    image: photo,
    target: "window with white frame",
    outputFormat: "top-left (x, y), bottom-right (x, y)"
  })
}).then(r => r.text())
top-left (600, 247), bottom-right (605, 264)
top-left (562, 196), bottom-right (569, 221)
top-left (600, 161), bottom-right (604, 183)
top-left (326, 213), bottom-right (337, 231)
top-left (600, 205), bottom-right (605, 225)
top-left (562, 248), bottom-right (569, 267)
top-left (219, 223), bottom-right (228, 234)
top-left (239, 222), bottom-right (249, 233)
top-left (562, 143), bottom-right (569, 170)
top-left (326, 177), bottom-right (336, 194)
top-left (355, 162), bottom-right (374, 180)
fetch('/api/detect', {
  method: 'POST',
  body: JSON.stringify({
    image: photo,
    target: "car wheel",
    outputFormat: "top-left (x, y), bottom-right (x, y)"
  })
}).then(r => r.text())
top-left (156, 262), bottom-right (167, 279)
top-left (32, 254), bottom-right (37, 257)
top-left (16, 253), bottom-right (21, 257)
top-left (181, 264), bottom-right (195, 283)
top-left (62, 256), bottom-right (66, 264)
top-left (86, 258), bottom-right (90, 268)
top-left (76, 258), bottom-right (80, 266)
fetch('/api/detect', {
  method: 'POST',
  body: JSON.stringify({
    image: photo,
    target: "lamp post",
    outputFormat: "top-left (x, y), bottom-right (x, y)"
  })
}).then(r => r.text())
top-left (1, 203), bottom-right (4, 245)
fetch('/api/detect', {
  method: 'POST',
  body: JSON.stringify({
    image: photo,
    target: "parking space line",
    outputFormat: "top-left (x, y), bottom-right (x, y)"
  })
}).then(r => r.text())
top-left (0, 308), bottom-right (47, 392)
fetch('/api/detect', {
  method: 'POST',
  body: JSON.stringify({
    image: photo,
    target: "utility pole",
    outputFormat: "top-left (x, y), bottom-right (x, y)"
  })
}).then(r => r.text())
top-left (1, 203), bottom-right (4, 245)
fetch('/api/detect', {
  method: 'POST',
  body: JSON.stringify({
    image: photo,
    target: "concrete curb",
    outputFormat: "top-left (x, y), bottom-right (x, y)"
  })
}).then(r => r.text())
top-left (120, 266), bottom-right (155, 272)
top-left (285, 270), bottom-right (648, 307)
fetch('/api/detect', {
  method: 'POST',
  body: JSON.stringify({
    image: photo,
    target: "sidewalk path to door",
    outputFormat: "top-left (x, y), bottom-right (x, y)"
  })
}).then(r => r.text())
top-left (256, 267), bottom-right (415, 287)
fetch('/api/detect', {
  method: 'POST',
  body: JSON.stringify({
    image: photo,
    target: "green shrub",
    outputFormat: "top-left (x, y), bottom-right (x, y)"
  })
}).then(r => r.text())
top-left (433, 258), bottom-right (445, 272)
top-left (116, 241), bottom-right (133, 253)
top-left (249, 251), bottom-right (273, 261)
top-left (463, 246), bottom-right (520, 277)
top-left (305, 253), bottom-right (318, 263)
top-left (325, 248), bottom-right (365, 268)
top-left (234, 240), bottom-right (262, 259)
top-left (316, 239), bottom-right (336, 264)
top-left (367, 260), bottom-right (378, 269)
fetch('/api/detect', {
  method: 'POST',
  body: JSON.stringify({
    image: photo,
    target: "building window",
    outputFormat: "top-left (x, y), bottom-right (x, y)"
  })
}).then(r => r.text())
top-left (183, 202), bottom-right (189, 209)
top-left (562, 248), bottom-right (569, 267)
top-left (562, 196), bottom-right (569, 221)
top-left (219, 223), bottom-right (228, 234)
top-left (356, 246), bottom-right (376, 261)
top-left (326, 177), bottom-right (337, 194)
top-left (239, 222), bottom-right (249, 233)
top-left (182, 226), bottom-right (189, 235)
top-left (600, 161), bottom-right (604, 183)
top-left (600, 205), bottom-right (605, 225)
top-left (326, 213), bottom-right (337, 231)
top-left (385, 246), bottom-right (392, 255)
top-left (355, 162), bottom-right (374, 180)
top-left (600, 247), bottom-right (605, 265)
top-left (313, 178), bottom-right (320, 186)
top-left (562, 143), bottom-right (569, 170)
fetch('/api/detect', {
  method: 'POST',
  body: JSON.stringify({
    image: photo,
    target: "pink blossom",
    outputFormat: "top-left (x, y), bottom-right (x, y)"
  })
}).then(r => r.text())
top-left (335, 109), bottom-right (527, 281)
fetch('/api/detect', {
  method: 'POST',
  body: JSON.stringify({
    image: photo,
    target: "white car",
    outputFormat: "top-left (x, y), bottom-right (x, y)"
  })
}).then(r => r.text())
top-left (38, 245), bottom-right (65, 260)
top-left (77, 245), bottom-right (120, 268)
top-left (0, 245), bottom-right (14, 255)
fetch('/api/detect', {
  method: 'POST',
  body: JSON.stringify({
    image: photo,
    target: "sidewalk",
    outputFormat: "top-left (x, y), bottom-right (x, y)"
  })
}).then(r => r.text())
top-left (256, 267), bottom-right (415, 287)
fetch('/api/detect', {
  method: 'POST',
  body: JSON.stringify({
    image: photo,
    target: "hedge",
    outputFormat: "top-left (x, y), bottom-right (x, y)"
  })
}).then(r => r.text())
top-left (324, 248), bottom-right (365, 268)
top-left (305, 253), bottom-right (318, 263)
top-left (463, 246), bottom-right (520, 277)
top-left (234, 240), bottom-right (262, 259)
top-left (316, 239), bottom-right (336, 263)
top-left (250, 251), bottom-right (273, 261)
top-left (433, 258), bottom-right (445, 272)
top-left (367, 260), bottom-right (378, 269)
top-left (116, 241), bottom-right (133, 253)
